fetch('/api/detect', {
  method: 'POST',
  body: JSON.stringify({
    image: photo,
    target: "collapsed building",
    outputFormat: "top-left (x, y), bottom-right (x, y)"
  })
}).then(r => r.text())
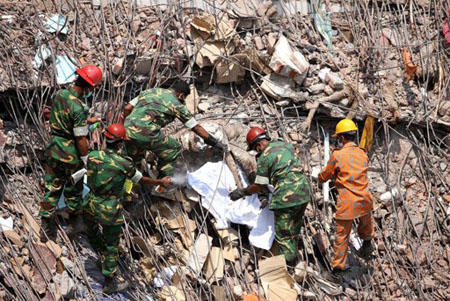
top-left (0, 0), bottom-right (449, 300)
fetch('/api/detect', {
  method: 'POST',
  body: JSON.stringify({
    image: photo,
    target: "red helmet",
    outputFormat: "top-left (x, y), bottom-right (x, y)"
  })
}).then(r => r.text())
top-left (104, 123), bottom-right (128, 141)
top-left (246, 127), bottom-right (268, 149)
top-left (76, 65), bottom-right (102, 87)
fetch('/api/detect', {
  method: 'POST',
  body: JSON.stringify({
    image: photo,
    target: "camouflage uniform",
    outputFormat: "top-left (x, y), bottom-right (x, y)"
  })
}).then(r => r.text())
top-left (124, 88), bottom-right (198, 177)
top-left (255, 141), bottom-right (311, 263)
top-left (84, 149), bottom-right (143, 277)
top-left (40, 88), bottom-right (89, 218)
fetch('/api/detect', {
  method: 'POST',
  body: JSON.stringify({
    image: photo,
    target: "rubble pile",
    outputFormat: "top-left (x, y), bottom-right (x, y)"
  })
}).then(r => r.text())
top-left (0, 0), bottom-right (449, 300)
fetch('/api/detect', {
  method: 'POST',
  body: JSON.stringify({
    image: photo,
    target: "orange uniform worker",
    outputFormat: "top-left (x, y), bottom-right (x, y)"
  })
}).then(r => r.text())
top-left (316, 119), bottom-right (374, 279)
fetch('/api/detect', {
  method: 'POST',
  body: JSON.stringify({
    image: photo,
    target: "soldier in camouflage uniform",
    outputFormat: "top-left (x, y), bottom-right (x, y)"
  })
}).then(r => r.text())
top-left (230, 127), bottom-right (311, 264)
top-left (84, 123), bottom-right (171, 294)
top-left (123, 81), bottom-right (226, 178)
top-left (40, 65), bottom-right (102, 242)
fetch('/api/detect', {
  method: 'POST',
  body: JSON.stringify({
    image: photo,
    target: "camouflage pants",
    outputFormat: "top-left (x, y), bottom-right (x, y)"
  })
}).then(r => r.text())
top-left (40, 159), bottom-right (83, 218)
top-left (84, 210), bottom-right (122, 277)
top-left (126, 129), bottom-right (182, 177)
top-left (274, 203), bottom-right (308, 264)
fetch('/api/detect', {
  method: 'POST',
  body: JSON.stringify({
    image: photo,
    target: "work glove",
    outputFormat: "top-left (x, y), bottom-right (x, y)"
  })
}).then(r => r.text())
top-left (259, 195), bottom-right (269, 209)
top-left (70, 168), bottom-right (87, 185)
top-left (80, 155), bottom-right (88, 167)
top-left (204, 135), bottom-right (228, 152)
top-left (229, 188), bottom-right (247, 201)
top-left (311, 166), bottom-right (321, 180)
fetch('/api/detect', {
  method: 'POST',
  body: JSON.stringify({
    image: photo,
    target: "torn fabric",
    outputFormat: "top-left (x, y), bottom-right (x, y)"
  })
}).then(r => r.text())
top-left (187, 161), bottom-right (275, 250)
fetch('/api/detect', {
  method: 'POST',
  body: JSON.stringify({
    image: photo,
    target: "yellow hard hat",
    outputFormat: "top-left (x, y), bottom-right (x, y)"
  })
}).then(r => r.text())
top-left (334, 119), bottom-right (358, 137)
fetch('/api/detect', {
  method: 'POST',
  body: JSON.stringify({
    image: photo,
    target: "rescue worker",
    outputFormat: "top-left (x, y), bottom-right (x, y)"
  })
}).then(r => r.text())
top-left (84, 123), bottom-right (171, 294)
top-left (40, 64), bottom-right (102, 242)
top-left (314, 119), bottom-right (374, 281)
top-left (229, 127), bottom-right (311, 265)
top-left (123, 81), bottom-right (226, 178)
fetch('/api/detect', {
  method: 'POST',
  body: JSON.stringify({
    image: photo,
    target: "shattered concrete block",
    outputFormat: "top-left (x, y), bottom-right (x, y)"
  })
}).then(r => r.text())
top-left (254, 36), bottom-right (264, 50)
top-left (267, 32), bottom-right (278, 54)
top-left (324, 85), bottom-right (334, 96)
top-left (260, 73), bottom-right (297, 100)
top-left (233, 285), bottom-right (244, 298)
top-left (198, 102), bottom-right (210, 112)
top-left (257, 1), bottom-right (274, 17)
top-left (275, 100), bottom-right (290, 107)
top-left (397, 244), bottom-right (407, 255)
top-left (308, 83), bottom-right (325, 95)
top-left (325, 72), bottom-right (344, 90)
top-left (302, 290), bottom-right (316, 300)
top-left (318, 68), bottom-right (331, 82)
top-left (294, 261), bottom-right (307, 282)
top-left (339, 98), bottom-right (350, 106)
top-left (269, 36), bottom-right (309, 85)
top-left (112, 57), bottom-right (124, 75)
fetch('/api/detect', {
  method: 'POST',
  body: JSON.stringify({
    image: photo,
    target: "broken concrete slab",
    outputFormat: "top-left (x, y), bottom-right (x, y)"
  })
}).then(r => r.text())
top-left (269, 36), bottom-right (309, 85)
top-left (325, 72), bottom-right (344, 90)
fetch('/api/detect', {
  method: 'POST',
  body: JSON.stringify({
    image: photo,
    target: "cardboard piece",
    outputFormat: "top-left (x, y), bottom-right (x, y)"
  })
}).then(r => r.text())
top-left (4, 230), bottom-right (23, 248)
top-left (267, 284), bottom-right (298, 301)
top-left (204, 247), bottom-right (224, 283)
top-left (215, 59), bottom-right (245, 83)
top-left (217, 228), bottom-right (239, 243)
top-left (258, 255), bottom-right (297, 301)
top-left (19, 203), bottom-right (41, 239)
top-left (43, 240), bottom-right (62, 258)
top-left (185, 84), bottom-right (200, 114)
top-left (190, 13), bottom-right (237, 68)
top-left (159, 285), bottom-right (186, 301)
top-left (213, 285), bottom-right (227, 301)
top-left (186, 234), bottom-right (213, 276)
top-left (222, 243), bottom-right (236, 262)
top-left (133, 236), bottom-right (152, 257)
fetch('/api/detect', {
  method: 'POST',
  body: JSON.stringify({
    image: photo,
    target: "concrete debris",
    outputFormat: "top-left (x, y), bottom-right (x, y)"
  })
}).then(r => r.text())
top-left (269, 36), bottom-right (309, 85)
top-left (261, 73), bottom-right (298, 100)
top-left (325, 72), bottom-right (344, 90)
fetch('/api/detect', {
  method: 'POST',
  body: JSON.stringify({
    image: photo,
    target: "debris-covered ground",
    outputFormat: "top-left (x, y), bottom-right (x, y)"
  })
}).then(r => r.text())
top-left (0, 0), bottom-right (449, 300)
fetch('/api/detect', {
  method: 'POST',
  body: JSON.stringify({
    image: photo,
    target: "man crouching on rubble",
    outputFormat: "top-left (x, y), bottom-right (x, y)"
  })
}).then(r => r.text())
top-left (122, 80), bottom-right (227, 180)
top-left (84, 123), bottom-right (170, 294)
top-left (229, 127), bottom-right (311, 265)
top-left (313, 119), bottom-right (374, 282)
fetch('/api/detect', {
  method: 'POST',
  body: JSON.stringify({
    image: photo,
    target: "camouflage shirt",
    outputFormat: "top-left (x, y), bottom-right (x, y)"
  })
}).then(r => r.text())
top-left (124, 88), bottom-right (197, 142)
top-left (46, 88), bottom-right (89, 166)
top-left (255, 141), bottom-right (311, 209)
top-left (86, 149), bottom-right (143, 225)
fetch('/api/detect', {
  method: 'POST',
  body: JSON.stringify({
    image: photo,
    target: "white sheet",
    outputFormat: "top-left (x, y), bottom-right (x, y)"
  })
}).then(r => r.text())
top-left (187, 161), bottom-right (275, 250)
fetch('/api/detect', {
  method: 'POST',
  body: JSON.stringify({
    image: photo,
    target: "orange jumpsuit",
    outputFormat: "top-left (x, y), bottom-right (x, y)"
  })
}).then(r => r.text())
top-left (319, 142), bottom-right (374, 269)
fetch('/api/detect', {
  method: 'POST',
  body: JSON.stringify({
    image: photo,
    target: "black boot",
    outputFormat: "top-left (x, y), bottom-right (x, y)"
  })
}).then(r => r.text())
top-left (40, 217), bottom-right (56, 243)
top-left (325, 268), bottom-right (345, 284)
top-left (103, 276), bottom-right (130, 294)
top-left (66, 214), bottom-right (87, 238)
top-left (359, 240), bottom-right (374, 258)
